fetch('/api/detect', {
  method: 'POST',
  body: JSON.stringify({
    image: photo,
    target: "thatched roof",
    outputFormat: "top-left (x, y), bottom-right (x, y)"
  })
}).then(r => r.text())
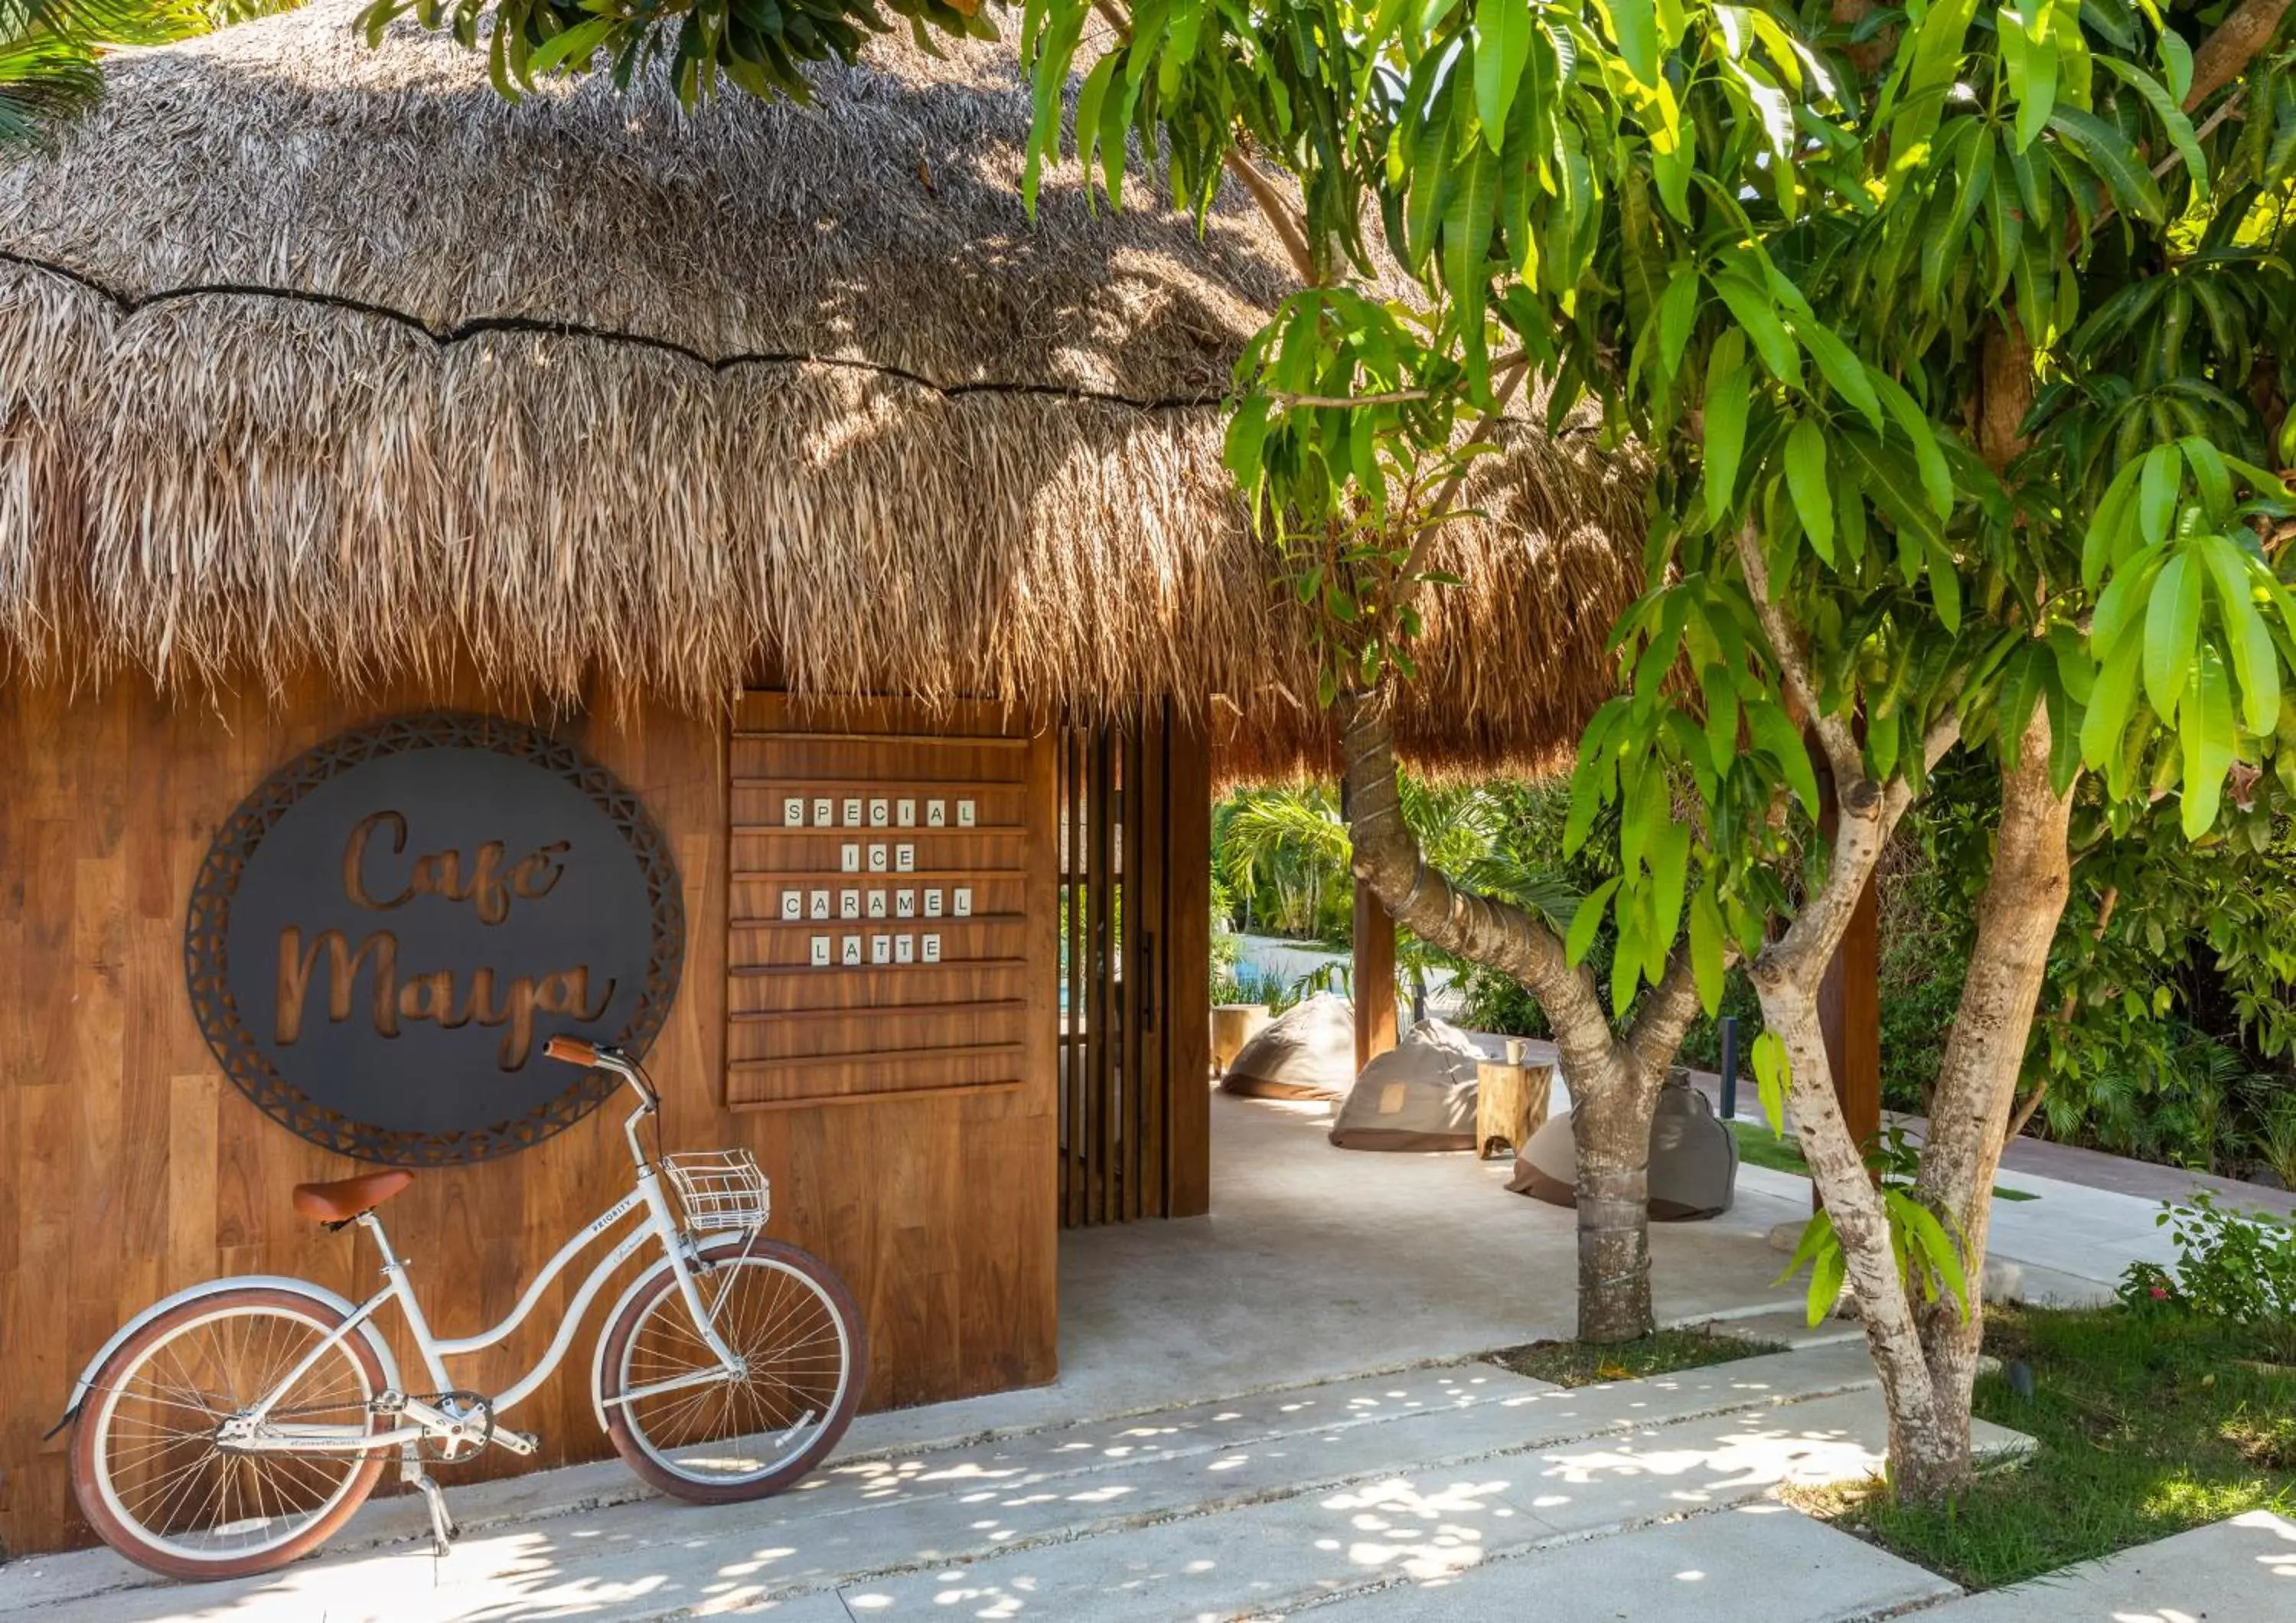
top-left (0, 1), bottom-right (1646, 772)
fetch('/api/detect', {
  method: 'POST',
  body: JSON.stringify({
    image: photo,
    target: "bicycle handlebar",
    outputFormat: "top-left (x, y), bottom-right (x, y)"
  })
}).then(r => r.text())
top-left (544, 1035), bottom-right (598, 1066)
top-left (544, 1035), bottom-right (658, 1115)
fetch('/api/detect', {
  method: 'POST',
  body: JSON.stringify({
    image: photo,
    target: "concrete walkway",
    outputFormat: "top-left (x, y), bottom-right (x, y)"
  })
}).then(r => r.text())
top-left (1912, 1508), bottom-right (2296, 1621)
top-left (8, 1087), bottom-right (2269, 1621)
top-left (0, 1337), bottom-right (2024, 1621)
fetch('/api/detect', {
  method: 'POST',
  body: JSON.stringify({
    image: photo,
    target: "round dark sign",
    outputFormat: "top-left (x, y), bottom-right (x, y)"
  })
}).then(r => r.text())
top-left (185, 714), bottom-right (685, 1166)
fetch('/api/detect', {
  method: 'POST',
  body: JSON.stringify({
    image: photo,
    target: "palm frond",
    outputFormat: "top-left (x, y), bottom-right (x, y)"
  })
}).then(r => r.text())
top-left (0, 0), bottom-right (202, 152)
top-left (1461, 849), bottom-right (1583, 934)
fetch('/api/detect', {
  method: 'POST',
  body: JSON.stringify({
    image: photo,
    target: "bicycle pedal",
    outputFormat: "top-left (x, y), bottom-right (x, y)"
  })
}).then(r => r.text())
top-left (494, 1428), bottom-right (538, 1457)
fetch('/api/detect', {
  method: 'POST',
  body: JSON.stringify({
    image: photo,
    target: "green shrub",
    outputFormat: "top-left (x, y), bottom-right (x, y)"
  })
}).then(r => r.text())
top-left (2118, 1193), bottom-right (2296, 1361)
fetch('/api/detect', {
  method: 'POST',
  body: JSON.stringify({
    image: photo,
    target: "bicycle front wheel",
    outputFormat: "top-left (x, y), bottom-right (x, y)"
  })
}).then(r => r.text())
top-left (598, 1237), bottom-right (865, 1504)
top-left (70, 1287), bottom-right (390, 1581)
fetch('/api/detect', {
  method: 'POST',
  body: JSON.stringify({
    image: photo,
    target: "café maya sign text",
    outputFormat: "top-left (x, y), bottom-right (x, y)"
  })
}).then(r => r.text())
top-left (276, 810), bottom-right (611, 1070)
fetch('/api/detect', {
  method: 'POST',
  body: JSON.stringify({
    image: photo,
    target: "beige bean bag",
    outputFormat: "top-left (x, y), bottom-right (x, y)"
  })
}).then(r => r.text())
top-left (1507, 1072), bottom-right (1739, 1220)
top-left (1220, 992), bottom-right (1356, 1100)
top-left (1329, 1019), bottom-right (1486, 1151)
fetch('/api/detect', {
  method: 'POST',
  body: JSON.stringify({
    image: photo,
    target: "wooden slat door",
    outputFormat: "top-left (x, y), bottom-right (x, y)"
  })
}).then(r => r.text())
top-left (1058, 702), bottom-right (1208, 1225)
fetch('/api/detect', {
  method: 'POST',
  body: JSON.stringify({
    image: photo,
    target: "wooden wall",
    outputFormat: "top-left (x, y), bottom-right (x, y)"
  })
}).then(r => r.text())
top-left (0, 679), bottom-right (1057, 1558)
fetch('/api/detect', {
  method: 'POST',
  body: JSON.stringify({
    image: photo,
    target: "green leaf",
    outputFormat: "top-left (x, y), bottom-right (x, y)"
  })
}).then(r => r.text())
top-left (1648, 821), bottom-right (1691, 976)
top-left (2179, 648), bottom-right (2236, 837)
top-left (1713, 273), bottom-right (1802, 387)
top-left (2085, 457), bottom-right (2146, 589)
top-left (2048, 105), bottom-right (2167, 224)
top-left (1566, 877), bottom-right (1621, 965)
top-left (1701, 662), bottom-right (1740, 776)
top-left (1805, 1233), bottom-right (1847, 1326)
top-left (1926, 538), bottom-right (1963, 632)
top-left (1746, 700), bottom-right (1821, 815)
top-left (1791, 324), bottom-right (1886, 431)
top-left (1835, 426), bottom-right (1944, 553)
top-left (1890, 1190), bottom-right (1971, 1314)
top-left (2096, 54), bottom-right (2208, 194)
top-left (2198, 535), bottom-right (2280, 734)
top-left (1783, 418), bottom-right (1835, 563)
top-left (2004, 6), bottom-right (2058, 152)
top-left (1998, 644), bottom-right (2049, 766)
top-left (1611, 0), bottom-right (1659, 86)
top-left (2143, 550), bottom-right (2202, 720)
top-left (1752, 1029), bottom-right (1792, 1136)
top-left (1688, 883), bottom-right (1725, 1014)
top-left (1474, 0), bottom-right (1535, 148)
top-left (1404, 90), bottom-right (1453, 272)
top-left (2092, 547), bottom-right (2168, 658)
top-left (1442, 140), bottom-right (1501, 305)
top-left (2161, 26), bottom-right (2193, 103)
top-left (1869, 371), bottom-right (1955, 521)
top-left (1704, 357), bottom-right (1751, 523)
top-left (2138, 442), bottom-right (2184, 546)
top-left (1884, 0), bottom-right (1980, 199)
top-left (1656, 267), bottom-right (1701, 380)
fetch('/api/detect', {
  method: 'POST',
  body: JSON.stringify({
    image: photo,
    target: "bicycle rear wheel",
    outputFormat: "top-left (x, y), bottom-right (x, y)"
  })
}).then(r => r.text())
top-left (70, 1287), bottom-right (390, 1581)
top-left (598, 1237), bottom-right (865, 1503)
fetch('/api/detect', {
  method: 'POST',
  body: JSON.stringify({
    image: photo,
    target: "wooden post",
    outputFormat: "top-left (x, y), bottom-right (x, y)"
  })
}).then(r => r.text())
top-left (1164, 710), bottom-right (1214, 1219)
top-left (1353, 883), bottom-right (1397, 1074)
top-left (1815, 755), bottom-right (1883, 1191)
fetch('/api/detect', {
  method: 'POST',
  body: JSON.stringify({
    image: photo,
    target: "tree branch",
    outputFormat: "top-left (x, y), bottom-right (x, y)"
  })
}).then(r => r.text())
top-left (1626, 946), bottom-right (1714, 1076)
top-left (1338, 688), bottom-right (1612, 1043)
top-left (1224, 150), bottom-right (1318, 286)
top-left (1088, 0), bottom-right (1319, 286)
top-left (1385, 354), bottom-right (1531, 604)
top-left (2185, 0), bottom-right (2291, 113)
top-left (1734, 521), bottom-right (1861, 782)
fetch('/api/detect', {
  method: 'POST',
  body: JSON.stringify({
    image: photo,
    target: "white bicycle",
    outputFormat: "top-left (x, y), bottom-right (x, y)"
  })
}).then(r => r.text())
top-left (56, 1037), bottom-right (866, 1582)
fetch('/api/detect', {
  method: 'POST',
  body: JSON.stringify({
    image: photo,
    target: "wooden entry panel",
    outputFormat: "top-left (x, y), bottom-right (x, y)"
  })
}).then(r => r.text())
top-left (726, 698), bottom-right (1055, 1112)
top-left (1058, 704), bottom-right (1212, 1226)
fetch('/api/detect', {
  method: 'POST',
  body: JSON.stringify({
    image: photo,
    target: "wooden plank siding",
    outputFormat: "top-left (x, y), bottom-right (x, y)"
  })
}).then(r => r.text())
top-left (0, 681), bottom-right (1057, 1558)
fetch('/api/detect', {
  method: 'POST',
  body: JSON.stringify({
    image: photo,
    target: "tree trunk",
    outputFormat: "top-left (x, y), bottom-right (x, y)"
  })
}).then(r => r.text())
top-left (1905, 712), bottom-right (2076, 1495)
top-left (1763, 983), bottom-right (1955, 1478)
top-left (1336, 689), bottom-right (1702, 1345)
top-left (1570, 1054), bottom-right (1660, 1341)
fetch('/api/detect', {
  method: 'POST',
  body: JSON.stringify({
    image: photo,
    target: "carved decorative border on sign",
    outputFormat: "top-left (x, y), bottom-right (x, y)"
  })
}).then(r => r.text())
top-left (184, 713), bottom-right (685, 1165)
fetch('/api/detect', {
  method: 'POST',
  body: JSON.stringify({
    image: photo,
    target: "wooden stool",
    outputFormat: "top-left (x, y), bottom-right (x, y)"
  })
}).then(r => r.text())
top-left (1211, 1004), bottom-right (1272, 1076)
top-left (1476, 1060), bottom-right (1552, 1159)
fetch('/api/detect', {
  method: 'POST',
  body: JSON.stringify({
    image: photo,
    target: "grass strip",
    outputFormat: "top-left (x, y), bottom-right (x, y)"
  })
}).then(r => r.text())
top-left (1486, 1324), bottom-right (1786, 1388)
top-left (1793, 1304), bottom-right (2296, 1589)
top-left (1727, 1120), bottom-right (2039, 1199)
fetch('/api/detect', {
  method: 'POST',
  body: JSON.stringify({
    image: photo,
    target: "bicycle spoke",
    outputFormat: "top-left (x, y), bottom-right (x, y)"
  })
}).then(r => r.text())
top-left (617, 1254), bottom-right (852, 1485)
top-left (90, 1301), bottom-right (380, 1564)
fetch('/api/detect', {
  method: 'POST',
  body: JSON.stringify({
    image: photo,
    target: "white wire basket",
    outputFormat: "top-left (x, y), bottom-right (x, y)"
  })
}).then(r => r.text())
top-left (662, 1149), bottom-right (771, 1232)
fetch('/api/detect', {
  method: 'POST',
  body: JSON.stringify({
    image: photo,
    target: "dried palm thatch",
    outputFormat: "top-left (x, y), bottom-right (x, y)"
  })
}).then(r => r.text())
top-left (0, 0), bottom-right (1647, 772)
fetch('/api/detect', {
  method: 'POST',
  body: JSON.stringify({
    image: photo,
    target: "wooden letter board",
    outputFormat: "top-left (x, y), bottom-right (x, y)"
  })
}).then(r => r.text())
top-left (726, 696), bottom-right (1052, 1109)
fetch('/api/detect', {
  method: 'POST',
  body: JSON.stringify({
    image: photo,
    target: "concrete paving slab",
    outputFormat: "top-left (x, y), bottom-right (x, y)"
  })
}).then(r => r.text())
top-left (826, 1384), bottom-right (2005, 1621)
top-left (1909, 1509), bottom-right (2296, 1622)
top-left (1512, 1389), bottom-right (2030, 1541)
top-left (1290, 1503), bottom-right (1958, 1621)
top-left (832, 1465), bottom-right (1557, 1621)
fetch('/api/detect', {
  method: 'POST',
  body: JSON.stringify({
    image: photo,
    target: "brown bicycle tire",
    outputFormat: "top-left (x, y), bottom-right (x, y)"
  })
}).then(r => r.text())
top-left (70, 1286), bottom-right (392, 1582)
top-left (598, 1237), bottom-right (866, 1505)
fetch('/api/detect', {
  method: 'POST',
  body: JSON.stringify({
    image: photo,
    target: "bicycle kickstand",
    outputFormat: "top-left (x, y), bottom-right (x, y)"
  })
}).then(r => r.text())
top-left (400, 1446), bottom-right (458, 1558)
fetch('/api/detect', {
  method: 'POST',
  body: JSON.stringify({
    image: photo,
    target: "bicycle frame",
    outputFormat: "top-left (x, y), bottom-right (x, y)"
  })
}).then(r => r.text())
top-left (226, 1076), bottom-right (748, 1458)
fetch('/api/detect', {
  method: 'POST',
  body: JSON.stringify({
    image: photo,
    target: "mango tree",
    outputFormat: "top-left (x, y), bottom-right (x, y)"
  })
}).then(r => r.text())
top-left (1007, 0), bottom-right (2296, 1497)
